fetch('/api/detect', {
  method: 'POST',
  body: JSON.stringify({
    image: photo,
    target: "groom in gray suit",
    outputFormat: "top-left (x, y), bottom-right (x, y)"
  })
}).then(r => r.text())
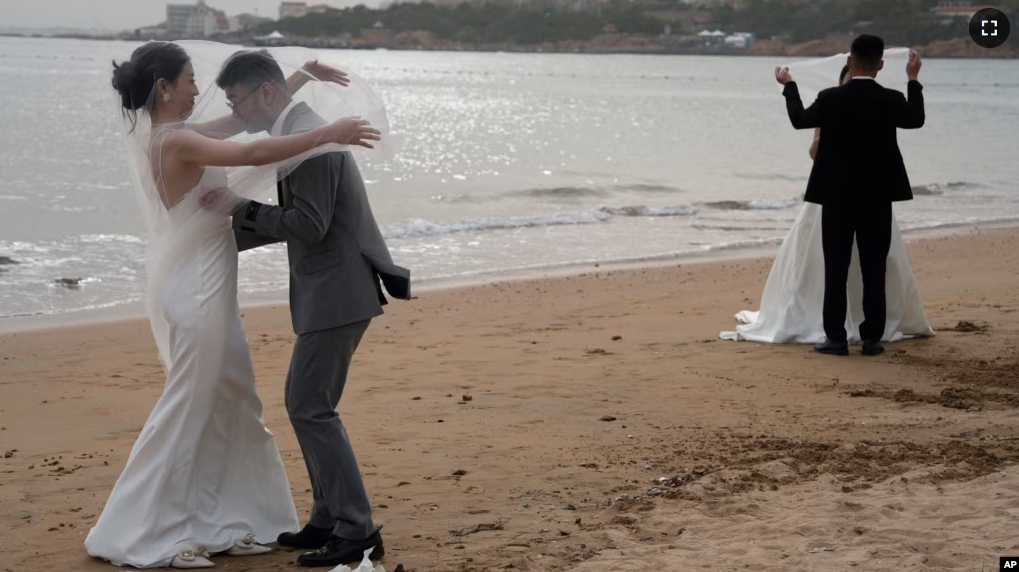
top-left (216, 50), bottom-right (410, 568)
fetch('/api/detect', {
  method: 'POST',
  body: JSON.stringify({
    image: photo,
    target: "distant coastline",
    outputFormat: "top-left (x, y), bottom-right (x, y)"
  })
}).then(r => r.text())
top-left (2, 32), bottom-right (1014, 59)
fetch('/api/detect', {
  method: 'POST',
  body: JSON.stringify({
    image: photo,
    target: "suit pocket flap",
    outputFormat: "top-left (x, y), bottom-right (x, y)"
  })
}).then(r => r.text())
top-left (297, 251), bottom-right (342, 274)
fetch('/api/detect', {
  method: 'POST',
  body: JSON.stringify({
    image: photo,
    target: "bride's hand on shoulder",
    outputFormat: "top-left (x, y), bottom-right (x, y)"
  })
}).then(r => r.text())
top-left (326, 116), bottom-right (382, 149)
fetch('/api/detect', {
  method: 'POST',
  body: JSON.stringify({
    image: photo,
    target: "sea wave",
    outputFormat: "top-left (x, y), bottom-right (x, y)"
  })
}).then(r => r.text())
top-left (701, 199), bottom-right (800, 211)
top-left (382, 210), bottom-right (612, 238)
top-left (910, 181), bottom-right (984, 196)
top-left (381, 204), bottom-right (698, 239)
top-left (600, 204), bottom-right (697, 217)
top-left (506, 183), bottom-right (684, 200)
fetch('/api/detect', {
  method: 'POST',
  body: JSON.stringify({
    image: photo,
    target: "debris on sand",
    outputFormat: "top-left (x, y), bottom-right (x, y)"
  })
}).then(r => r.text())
top-left (450, 521), bottom-right (505, 537)
top-left (950, 320), bottom-right (987, 333)
top-left (807, 545), bottom-right (837, 553)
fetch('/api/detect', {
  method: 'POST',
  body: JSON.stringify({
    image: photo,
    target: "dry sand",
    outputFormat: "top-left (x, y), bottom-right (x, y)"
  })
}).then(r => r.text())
top-left (3, 227), bottom-right (1019, 571)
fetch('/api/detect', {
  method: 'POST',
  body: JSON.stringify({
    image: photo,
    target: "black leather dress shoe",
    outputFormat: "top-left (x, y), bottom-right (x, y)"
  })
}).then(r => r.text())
top-left (298, 529), bottom-right (385, 567)
top-left (813, 339), bottom-right (849, 356)
top-left (277, 523), bottom-right (333, 550)
top-left (861, 340), bottom-right (885, 356)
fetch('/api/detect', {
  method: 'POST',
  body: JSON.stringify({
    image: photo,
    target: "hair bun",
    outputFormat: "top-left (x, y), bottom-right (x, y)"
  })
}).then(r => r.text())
top-left (112, 60), bottom-right (135, 90)
top-left (112, 60), bottom-right (144, 110)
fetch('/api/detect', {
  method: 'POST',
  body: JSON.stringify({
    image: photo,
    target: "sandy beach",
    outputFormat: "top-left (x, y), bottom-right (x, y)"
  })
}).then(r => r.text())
top-left (3, 226), bottom-right (1019, 572)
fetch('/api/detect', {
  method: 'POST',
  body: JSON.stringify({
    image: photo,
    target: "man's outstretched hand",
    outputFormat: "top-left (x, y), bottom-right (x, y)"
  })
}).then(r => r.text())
top-left (775, 66), bottom-right (793, 85)
top-left (906, 49), bottom-right (922, 81)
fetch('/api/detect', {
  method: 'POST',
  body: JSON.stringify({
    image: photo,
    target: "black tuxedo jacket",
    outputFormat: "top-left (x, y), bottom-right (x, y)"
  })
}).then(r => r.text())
top-left (782, 78), bottom-right (925, 206)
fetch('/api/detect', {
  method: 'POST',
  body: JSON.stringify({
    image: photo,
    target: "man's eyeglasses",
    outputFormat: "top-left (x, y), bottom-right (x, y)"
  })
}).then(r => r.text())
top-left (227, 86), bottom-right (261, 112)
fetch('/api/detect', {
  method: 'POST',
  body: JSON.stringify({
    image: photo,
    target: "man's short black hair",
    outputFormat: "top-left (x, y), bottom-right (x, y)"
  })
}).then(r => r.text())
top-left (850, 34), bottom-right (884, 69)
top-left (216, 49), bottom-right (287, 91)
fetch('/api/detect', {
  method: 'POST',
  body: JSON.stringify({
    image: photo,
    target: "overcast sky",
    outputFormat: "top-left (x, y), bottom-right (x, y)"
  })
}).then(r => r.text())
top-left (3, 0), bottom-right (383, 31)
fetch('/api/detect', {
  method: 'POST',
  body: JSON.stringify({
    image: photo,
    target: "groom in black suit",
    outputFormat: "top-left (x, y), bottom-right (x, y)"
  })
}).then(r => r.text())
top-left (776, 35), bottom-right (925, 356)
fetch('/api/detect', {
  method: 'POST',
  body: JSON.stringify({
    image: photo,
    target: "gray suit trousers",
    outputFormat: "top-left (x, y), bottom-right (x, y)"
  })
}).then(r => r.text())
top-left (285, 319), bottom-right (375, 541)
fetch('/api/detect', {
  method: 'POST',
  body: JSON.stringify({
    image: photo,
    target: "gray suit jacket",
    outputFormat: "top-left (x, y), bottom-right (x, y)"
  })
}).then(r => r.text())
top-left (232, 102), bottom-right (411, 336)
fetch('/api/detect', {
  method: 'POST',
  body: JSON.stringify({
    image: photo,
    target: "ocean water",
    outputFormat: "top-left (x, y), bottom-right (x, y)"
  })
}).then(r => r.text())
top-left (1, 36), bottom-right (1017, 325)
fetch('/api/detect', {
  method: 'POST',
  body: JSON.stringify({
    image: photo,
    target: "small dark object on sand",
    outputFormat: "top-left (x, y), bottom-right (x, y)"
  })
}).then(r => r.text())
top-left (951, 320), bottom-right (986, 333)
top-left (54, 278), bottom-right (83, 289)
top-left (450, 521), bottom-right (505, 536)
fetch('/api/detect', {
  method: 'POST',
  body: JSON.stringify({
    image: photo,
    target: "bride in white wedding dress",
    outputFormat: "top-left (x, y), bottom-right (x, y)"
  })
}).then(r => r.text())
top-left (721, 51), bottom-right (933, 344)
top-left (85, 41), bottom-right (383, 569)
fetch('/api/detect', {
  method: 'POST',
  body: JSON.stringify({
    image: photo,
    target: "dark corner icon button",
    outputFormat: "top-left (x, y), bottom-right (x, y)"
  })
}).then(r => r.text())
top-left (970, 8), bottom-right (1010, 48)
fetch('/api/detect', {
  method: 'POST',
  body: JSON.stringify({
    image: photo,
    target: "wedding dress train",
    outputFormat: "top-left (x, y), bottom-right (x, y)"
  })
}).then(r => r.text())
top-left (720, 202), bottom-right (934, 344)
top-left (85, 168), bottom-right (299, 568)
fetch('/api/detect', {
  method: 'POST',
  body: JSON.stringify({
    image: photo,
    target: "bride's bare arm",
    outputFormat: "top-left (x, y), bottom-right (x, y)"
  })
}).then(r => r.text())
top-left (188, 61), bottom-right (351, 140)
top-left (809, 127), bottom-right (820, 160)
top-left (187, 114), bottom-right (244, 140)
top-left (170, 117), bottom-right (379, 168)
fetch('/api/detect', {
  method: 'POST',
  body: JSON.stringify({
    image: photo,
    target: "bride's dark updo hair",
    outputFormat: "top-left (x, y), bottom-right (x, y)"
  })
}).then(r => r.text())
top-left (839, 65), bottom-right (851, 84)
top-left (111, 42), bottom-right (190, 112)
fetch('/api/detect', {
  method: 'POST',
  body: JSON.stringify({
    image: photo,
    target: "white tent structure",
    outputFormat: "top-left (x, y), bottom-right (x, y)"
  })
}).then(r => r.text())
top-left (254, 30), bottom-right (286, 46)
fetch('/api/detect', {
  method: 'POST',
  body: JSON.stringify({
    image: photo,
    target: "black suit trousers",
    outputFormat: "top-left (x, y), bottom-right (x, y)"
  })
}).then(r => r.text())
top-left (820, 202), bottom-right (892, 343)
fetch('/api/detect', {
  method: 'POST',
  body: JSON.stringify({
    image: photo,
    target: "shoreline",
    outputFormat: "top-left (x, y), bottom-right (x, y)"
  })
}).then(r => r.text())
top-left (2, 33), bottom-right (1014, 59)
top-left (3, 217), bottom-right (1017, 336)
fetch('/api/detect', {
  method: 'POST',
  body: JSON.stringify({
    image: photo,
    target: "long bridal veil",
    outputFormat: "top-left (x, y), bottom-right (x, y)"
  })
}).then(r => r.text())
top-left (781, 46), bottom-right (910, 108)
top-left (117, 40), bottom-right (397, 369)
top-left (720, 47), bottom-right (934, 344)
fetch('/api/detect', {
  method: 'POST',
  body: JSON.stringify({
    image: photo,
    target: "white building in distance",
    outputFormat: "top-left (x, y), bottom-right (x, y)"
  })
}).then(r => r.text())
top-left (279, 2), bottom-right (336, 19)
top-left (166, 0), bottom-right (232, 37)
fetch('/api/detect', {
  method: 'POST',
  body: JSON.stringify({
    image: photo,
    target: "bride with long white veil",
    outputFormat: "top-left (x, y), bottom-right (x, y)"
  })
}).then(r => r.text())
top-left (720, 48), bottom-right (934, 345)
top-left (84, 41), bottom-right (391, 569)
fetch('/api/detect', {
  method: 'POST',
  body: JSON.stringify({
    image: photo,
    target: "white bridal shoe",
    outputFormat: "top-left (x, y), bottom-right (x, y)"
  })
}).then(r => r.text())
top-left (170, 548), bottom-right (214, 569)
top-left (167, 534), bottom-right (269, 567)
top-left (225, 533), bottom-right (272, 556)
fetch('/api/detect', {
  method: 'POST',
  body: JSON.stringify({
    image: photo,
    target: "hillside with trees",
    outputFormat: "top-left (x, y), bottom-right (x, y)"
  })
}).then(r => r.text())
top-left (711, 0), bottom-right (1019, 46)
top-left (256, 2), bottom-right (662, 44)
top-left (243, 0), bottom-right (1016, 55)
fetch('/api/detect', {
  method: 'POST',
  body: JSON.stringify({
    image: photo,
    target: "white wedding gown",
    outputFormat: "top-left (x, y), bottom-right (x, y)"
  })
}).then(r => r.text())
top-left (720, 202), bottom-right (934, 344)
top-left (85, 168), bottom-right (299, 568)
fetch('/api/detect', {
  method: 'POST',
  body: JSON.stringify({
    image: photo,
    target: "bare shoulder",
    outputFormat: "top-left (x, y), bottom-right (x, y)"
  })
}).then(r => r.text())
top-left (158, 129), bottom-right (224, 164)
top-left (157, 128), bottom-right (202, 153)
